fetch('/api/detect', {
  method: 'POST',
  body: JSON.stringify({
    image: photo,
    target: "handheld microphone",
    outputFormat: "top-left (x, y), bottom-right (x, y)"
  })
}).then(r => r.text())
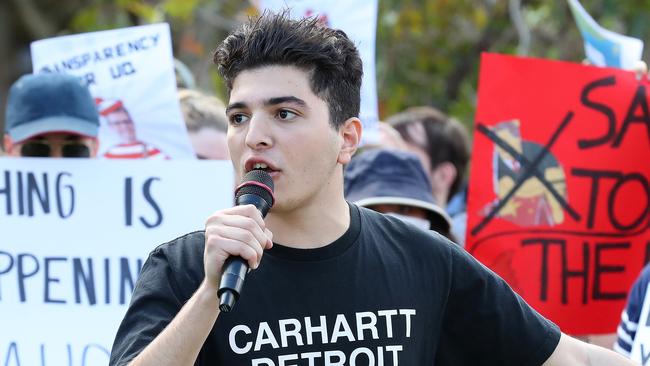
top-left (218, 169), bottom-right (274, 312)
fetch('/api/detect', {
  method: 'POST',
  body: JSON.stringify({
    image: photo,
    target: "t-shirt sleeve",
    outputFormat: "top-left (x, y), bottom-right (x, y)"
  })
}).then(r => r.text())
top-left (615, 264), bottom-right (650, 356)
top-left (436, 243), bottom-right (561, 366)
top-left (108, 246), bottom-right (186, 366)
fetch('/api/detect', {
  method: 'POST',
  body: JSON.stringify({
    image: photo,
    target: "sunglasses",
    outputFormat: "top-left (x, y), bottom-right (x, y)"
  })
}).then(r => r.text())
top-left (20, 142), bottom-right (91, 158)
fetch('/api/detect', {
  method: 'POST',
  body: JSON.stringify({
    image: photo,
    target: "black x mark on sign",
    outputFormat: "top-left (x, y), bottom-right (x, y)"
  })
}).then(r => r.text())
top-left (470, 111), bottom-right (581, 236)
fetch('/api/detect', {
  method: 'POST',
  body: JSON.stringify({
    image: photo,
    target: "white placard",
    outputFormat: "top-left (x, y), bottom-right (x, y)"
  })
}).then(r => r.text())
top-left (30, 24), bottom-right (195, 159)
top-left (258, 0), bottom-right (380, 145)
top-left (0, 157), bottom-right (233, 365)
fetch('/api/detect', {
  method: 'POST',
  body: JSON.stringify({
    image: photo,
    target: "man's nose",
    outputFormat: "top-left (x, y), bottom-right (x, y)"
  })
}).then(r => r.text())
top-left (244, 115), bottom-right (273, 149)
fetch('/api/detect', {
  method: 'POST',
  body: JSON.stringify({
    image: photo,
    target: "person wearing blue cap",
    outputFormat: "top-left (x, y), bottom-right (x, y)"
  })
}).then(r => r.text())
top-left (3, 73), bottom-right (100, 158)
top-left (344, 148), bottom-right (454, 240)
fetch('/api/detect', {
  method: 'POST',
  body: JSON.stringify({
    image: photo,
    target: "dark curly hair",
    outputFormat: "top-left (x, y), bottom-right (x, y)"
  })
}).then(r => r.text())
top-left (213, 11), bottom-right (363, 130)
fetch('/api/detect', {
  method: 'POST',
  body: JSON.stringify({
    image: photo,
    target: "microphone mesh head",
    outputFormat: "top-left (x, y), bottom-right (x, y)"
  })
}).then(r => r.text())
top-left (235, 170), bottom-right (274, 206)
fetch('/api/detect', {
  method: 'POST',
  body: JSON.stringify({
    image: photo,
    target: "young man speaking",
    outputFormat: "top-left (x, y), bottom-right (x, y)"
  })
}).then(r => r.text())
top-left (109, 12), bottom-right (635, 366)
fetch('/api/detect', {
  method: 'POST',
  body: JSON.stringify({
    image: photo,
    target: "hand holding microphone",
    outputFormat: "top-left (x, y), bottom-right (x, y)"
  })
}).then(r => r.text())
top-left (203, 170), bottom-right (275, 312)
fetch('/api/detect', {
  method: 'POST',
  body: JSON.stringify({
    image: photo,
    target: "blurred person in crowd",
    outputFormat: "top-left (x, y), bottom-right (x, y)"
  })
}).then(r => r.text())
top-left (109, 12), bottom-right (635, 366)
top-left (95, 98), bottom-right (168, 159)
top-left (615, 264), bottom-right (650, 358)
top-left (377, 121), bottom-right (409, 150)
top-left (387, 106), bottom-right (471, 244)
top-left (178, 88), bottom-right (230, 160)
top-left (3, 73), bottom-right (99, 158)
top-left (345, 148), bottom-right (453, 239)
top-left (351, 122), bottom-right (409, 156)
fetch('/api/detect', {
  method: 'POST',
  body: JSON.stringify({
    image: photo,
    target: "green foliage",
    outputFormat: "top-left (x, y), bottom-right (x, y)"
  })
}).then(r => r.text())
top-left (162, 0), bottom-right (200, 20)
top-left (376, 0), bottom-right (650, 131)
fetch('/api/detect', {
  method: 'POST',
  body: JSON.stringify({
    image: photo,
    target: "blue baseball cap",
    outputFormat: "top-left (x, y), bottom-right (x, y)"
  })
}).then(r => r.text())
top-left (344, 148), bottom-right (452, 233)
top-left (5, 73), bottom-right (99, 143)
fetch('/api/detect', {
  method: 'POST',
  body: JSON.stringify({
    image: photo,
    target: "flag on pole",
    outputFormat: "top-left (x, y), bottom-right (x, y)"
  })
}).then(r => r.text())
top-left (568, 0), bottom-right (643, 70)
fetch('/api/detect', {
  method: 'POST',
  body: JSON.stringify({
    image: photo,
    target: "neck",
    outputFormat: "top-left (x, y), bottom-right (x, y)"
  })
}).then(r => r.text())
top-left (266, 183), bottom-right (350, 249)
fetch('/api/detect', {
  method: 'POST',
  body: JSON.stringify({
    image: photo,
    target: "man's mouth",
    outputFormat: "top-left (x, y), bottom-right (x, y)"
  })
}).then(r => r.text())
top-left (252, 162), bottom-right (271, 172)
top-left (246, 160), bottom-right (279, 175)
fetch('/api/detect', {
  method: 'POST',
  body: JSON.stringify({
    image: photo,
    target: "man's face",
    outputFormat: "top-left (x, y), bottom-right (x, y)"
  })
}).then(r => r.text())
top-left (189, 127), bottom-right (229, 160)
top-left (4, 132), bottom-right (98, 158)
top-left (226, 65), bottom-right (347, 212)
top-left (106, 109), bottom-right (137, 142)
top-left (367, 203), bottom-right (431, 230)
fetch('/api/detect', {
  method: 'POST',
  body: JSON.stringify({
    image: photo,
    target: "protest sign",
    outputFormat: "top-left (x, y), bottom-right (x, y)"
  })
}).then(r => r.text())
top-left (568, 0), bottom-right (644, 70)
top-left (0, 158), bottom-right (233, 365)
top-left (466, 53), bottom-right (650, 334)
top-left (30, 24), bottom-right (195, 160)
top-left (258, 0), bottom-right (380, 145)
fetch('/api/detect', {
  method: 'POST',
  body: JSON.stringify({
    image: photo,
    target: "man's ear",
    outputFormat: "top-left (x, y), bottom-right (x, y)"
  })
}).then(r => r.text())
top-left (89, 137), bottom-right (100, 158)
top-left (3, 134), bottom-right (15, 155)
top-left (431, 162), bottom-right (457, 191)
top-left (337, 117), bottom-right (362, 165)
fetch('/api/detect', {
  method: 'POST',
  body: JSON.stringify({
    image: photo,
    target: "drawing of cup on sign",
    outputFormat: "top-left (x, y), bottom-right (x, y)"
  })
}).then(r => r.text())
top-left (95, 98), bottom-right (169, 160)
top-left (485, 119), bottom-right (567, 227)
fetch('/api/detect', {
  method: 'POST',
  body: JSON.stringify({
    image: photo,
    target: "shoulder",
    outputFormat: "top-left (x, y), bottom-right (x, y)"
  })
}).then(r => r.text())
top-left (150, 230), bottom-right (205, 263)
top-left (626, 263), bottom-right (650, 316)
top-left (356, 205), bottom-right (456, 261)
top-left (634, 264), bottom-right (650, 290)
top-left (144, 231), bottom-right (206, 289)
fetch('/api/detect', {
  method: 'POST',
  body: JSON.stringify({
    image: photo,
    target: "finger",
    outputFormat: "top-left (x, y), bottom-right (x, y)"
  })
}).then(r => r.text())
top-left (217, 238), bottom-right (261, 269)
top-left (209, 215), bottom-right (267, 249)
top-left (205, 205), bottom-right (265, 229)
top-left (207, 225), bottom-right (264, 264)
top-left (264, 228), bottom-right (273, 249)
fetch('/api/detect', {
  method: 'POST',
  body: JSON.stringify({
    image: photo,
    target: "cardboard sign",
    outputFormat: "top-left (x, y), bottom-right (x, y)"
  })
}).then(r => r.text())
top-left (31, 24), bottom-right (195, 159)
top-left (0, 158), bottom-right (233, 365)
top-left (466, 53), bottom-right (650, 334)
top-left (258, 0), bottom-right (380, 145)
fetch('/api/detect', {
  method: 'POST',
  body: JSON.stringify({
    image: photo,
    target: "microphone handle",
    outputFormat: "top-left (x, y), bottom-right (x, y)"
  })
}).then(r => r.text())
top-left (217, 193), bottom-right (272, 312)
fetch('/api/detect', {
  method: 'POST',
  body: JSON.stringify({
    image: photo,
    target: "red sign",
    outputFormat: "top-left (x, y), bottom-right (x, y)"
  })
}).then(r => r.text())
top-left (467, 53), bottom-right (650, 334)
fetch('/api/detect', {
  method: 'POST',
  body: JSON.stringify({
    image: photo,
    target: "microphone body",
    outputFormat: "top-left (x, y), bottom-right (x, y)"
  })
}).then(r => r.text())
top-left (218, 170), bottom-right (274, 312)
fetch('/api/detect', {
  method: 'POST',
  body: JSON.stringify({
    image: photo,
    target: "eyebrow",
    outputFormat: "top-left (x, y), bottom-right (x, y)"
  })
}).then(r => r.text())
top-left (226, 96), bottom-right (308, 114)
top-left (225, 102), bottom-right (247, 115)
top-left (265, 96), bottom-right (307, 108)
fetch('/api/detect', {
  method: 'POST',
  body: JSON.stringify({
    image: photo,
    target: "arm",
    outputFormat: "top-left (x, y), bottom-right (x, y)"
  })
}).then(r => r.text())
top-left (543, 333), bottom-right (638, 366)
top-left (129, 281), bottom-right (220, 365)
top-left (122, 205), bottom-right (273, 366)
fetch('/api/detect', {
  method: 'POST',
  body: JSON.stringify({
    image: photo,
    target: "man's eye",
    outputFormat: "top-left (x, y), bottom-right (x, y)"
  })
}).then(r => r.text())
top-left (277, 110), bottom-right (297, 120)
top-left (229, 114), bottom-right (249, 125)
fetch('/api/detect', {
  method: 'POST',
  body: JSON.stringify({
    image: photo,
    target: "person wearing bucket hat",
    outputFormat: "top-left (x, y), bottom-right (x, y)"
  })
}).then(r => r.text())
top-left (344, 148), bottom-right (454, 241)
top-left (387, 106), bottom-right (471, 244)
top-left (3, 73), bottom-right (99, 158)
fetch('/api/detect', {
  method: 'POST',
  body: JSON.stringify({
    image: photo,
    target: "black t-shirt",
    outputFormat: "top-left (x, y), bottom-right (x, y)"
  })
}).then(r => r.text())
top-left (110, 203), bottom-right (561, 365)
